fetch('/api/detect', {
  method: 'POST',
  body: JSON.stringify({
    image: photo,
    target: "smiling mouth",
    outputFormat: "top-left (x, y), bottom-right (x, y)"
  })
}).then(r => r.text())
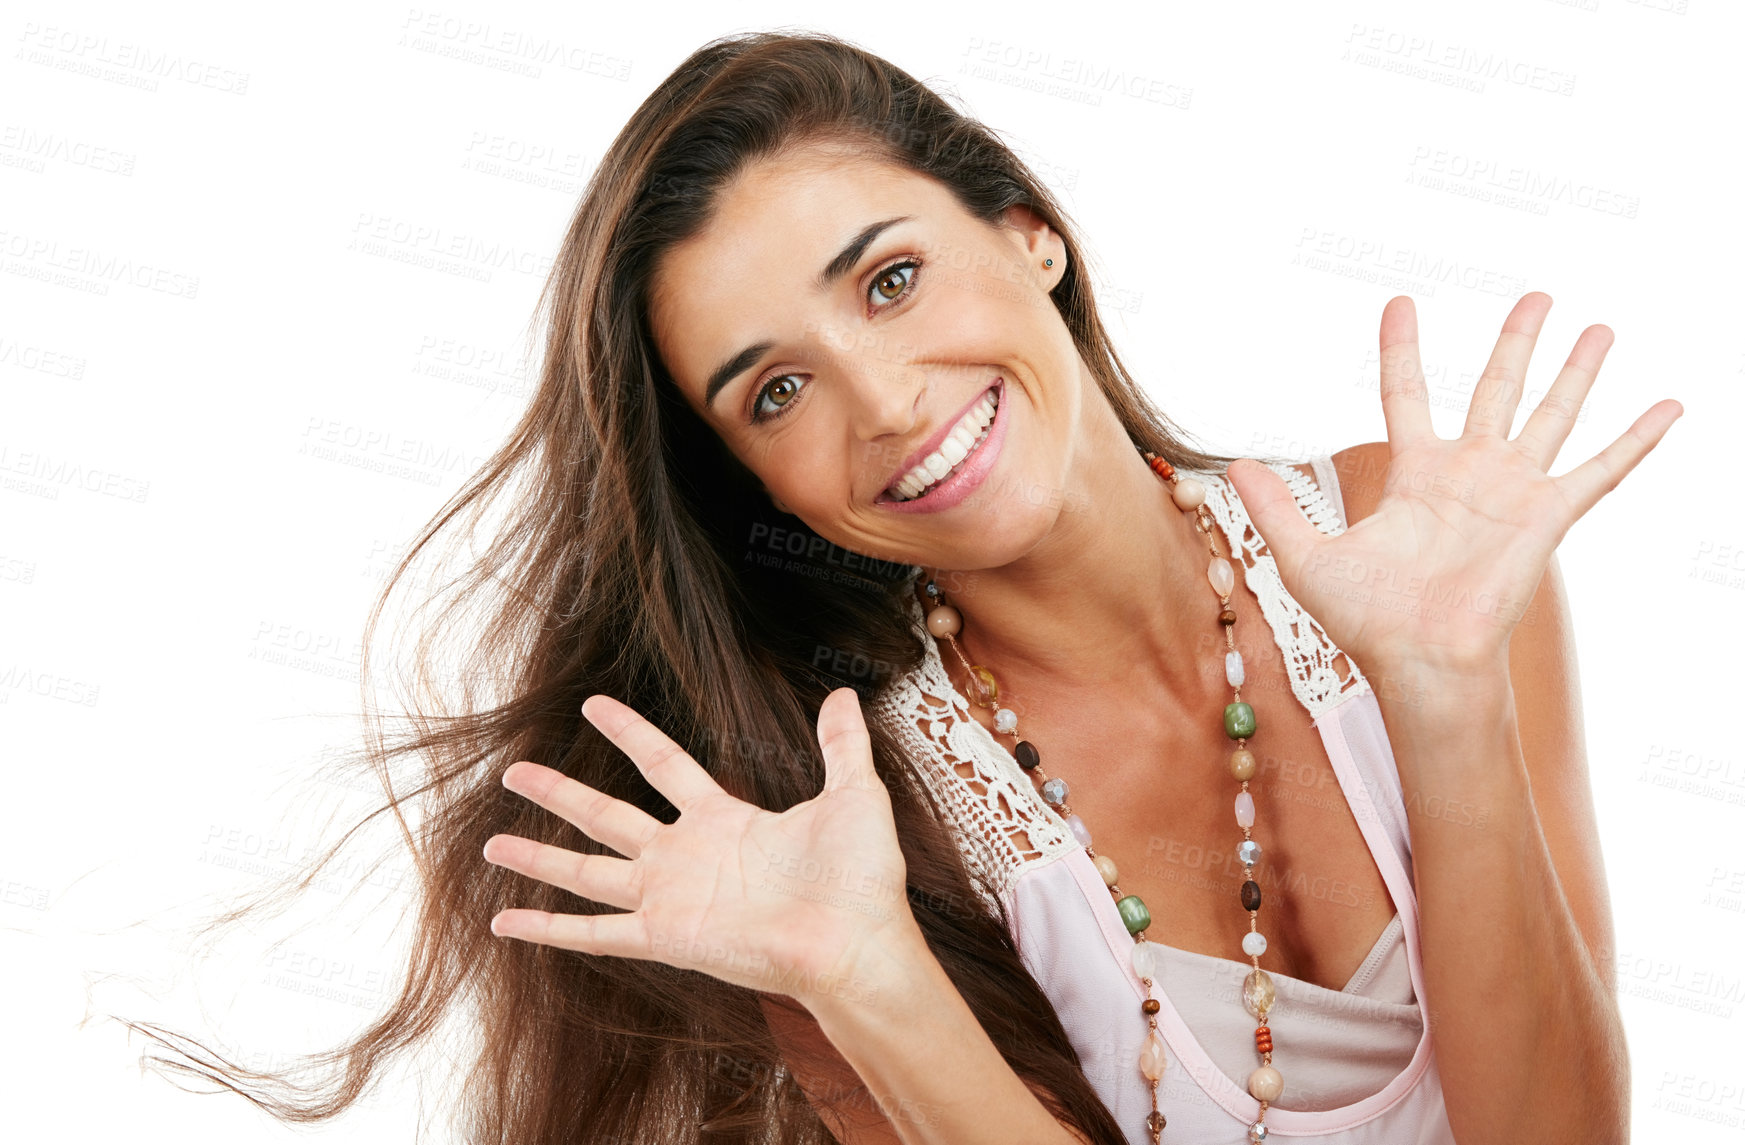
top-left (881, 383), bottom-right (1001, 503)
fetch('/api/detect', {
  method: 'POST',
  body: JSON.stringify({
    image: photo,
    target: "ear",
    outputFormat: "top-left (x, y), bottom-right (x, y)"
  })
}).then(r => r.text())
top-left (998, 204), bottom-right (1065, 282)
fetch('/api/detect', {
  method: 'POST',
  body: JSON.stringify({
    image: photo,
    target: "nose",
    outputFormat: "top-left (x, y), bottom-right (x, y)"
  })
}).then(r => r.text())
top-left (844, 357), bottom-right (924, 443)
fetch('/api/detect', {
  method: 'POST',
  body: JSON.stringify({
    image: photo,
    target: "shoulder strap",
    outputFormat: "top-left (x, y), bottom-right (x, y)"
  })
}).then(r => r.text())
top-left (1189, 458), bottom-right (1369, 724)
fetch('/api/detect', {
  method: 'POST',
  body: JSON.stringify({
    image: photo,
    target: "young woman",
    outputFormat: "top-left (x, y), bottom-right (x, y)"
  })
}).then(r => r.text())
top-left (139, 30), bottom-right (1676, 1145)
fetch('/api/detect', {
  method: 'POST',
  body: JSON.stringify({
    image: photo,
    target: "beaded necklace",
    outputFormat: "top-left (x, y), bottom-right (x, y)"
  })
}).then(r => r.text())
top-left (918, 448), bottom-right (1281, 1144)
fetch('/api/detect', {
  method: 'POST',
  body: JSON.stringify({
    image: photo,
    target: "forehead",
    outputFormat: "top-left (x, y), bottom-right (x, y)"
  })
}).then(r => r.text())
top-left (648, 144), bottom-right (959, 403)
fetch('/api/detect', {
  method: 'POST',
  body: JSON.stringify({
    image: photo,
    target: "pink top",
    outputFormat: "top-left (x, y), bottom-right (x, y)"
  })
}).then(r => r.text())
top-left (871, 456), bottom-right (1458, 1143)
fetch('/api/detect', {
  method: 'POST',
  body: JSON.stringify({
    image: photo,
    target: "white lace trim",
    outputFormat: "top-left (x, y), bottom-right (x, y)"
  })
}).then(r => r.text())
top-left (869, 598), bottom-right (1078, 910)
top-left (867, 457), bottom-right (1366, 901)
top-left (1194, 461), bottom-right (1369, 724)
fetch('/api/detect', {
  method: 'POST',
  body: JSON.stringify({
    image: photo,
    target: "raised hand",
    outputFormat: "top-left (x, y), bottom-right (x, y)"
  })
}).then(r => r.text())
top-left (482, 688), bottom-right (921, 1010)
top-left (1226, 292), bottom-right (1682, 675)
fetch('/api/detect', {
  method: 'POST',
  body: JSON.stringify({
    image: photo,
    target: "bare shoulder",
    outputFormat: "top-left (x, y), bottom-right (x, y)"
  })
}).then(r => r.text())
top-left (1329, 441), bottom-right (1392, 524)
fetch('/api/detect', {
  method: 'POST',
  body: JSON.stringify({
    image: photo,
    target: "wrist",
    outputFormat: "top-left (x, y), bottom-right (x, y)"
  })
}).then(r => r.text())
top-left (1361, 649), bottom-right (1514, 721)
top-left (800, 915), bottom-right (937, 1026)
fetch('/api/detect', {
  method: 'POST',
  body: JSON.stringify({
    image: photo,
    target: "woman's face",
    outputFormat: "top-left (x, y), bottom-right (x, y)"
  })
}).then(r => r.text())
top-left (649, 139), bottom-right (1093, 572)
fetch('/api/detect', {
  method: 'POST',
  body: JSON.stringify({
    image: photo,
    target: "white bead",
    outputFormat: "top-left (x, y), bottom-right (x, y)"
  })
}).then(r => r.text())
top-left (1172, 477), bottom-right (1206, 510)
top-left (1235, 790), bottom-right (1255, 829)
top-left (994, 707), bottom-right (1017, 733)
top-left (1226, 650), bottom-right (1245, 687)
top-left (1131, 939), bottom-right (1167, 983)
top-left (1247, 1064), bottom-right (1284, 1102)
top-left (1242, 930), bottom-right (1268, 957)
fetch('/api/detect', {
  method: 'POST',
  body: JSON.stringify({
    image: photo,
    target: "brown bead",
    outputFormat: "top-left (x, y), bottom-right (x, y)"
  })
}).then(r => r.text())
top-left (1218, 609), bottom-right (1238, 626)
top-left (1014, 740), bottom-right (1041, 771)
top-left (1228, 748), bottom-right (1256, 781)
top-left (1241, 880), bottom-right (1262, 911)
top-left (1142, 998), bottom-right (1161, 1014)
top-left (1146, 1111), bottom-right (1167, 1133)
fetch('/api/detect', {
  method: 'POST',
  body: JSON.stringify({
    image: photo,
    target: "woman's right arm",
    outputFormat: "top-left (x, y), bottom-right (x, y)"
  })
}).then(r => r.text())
top-left (768, 929), bottom-right (1093, 1145)
top-left (486, 688), bottom-right (1093, 1143)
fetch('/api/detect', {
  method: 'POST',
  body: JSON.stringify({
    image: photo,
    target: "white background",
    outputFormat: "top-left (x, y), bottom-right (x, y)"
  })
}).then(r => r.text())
top-left (4, 0), bottom-right (1742, 1139)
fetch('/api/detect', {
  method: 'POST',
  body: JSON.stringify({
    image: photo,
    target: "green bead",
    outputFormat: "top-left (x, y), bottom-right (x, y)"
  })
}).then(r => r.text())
top-left (1116, 894), bottom-right (1152, 935)
top-left (1224, 701), bottom-right (1256, 739)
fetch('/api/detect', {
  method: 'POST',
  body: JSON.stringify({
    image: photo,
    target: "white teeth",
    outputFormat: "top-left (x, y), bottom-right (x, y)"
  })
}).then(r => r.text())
top-left (887, 386), bottom-right (1000, 502)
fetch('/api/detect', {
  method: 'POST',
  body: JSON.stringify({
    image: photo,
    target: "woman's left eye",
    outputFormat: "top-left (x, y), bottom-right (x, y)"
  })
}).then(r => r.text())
top-left (868, 259), bottom-right (921, 310)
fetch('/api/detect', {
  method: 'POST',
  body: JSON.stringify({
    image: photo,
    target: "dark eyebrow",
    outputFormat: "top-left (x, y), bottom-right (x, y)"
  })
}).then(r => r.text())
top-left (703, 215), bottom-right (915, 409)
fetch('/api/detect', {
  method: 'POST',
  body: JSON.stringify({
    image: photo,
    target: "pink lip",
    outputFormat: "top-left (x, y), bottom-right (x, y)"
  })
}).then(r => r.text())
top-left (874, 378), bottom-right (1007, 514)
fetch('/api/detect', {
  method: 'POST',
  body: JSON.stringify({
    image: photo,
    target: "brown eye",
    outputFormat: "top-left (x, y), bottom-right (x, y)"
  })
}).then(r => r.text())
top-left (868, 260), bottom-right (919, 309)
top-left (751, 373), bottom-right (808, 423)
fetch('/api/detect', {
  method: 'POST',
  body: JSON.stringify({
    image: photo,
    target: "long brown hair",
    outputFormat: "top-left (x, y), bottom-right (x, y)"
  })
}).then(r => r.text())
top-left (122, 29), bottom-right (1246, 1144)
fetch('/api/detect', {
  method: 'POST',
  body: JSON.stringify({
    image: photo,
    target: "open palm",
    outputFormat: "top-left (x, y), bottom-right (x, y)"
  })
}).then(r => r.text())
top-left (1227, 293), bottom-right (1681, 674)
top-left (482, 688), bottom-right (919, 1010)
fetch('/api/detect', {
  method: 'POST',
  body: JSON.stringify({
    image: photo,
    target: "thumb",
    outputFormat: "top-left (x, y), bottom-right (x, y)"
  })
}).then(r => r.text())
top-left (1224, 459), bottom-right (1321, 583)
top-left (816, 687), bottom-right (881, 795)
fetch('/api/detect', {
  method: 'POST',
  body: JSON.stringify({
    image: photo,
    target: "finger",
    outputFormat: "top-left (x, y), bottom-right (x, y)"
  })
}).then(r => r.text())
top-left (1225, 460), bottom-right (1323, 582)
top-left (483, 833), bottom-right (642, 911)
top-left (501, 760), bottom-right (662, 860)
top-left (1462, 292), bottom-right (1552, 439)
top-left (816, 687), bottom-right (879, 795)
top-left (1376, 295), bottom-right (1437, 451)
top-left (489, 906), bottom-right (650, 958)
top-left (1552, 398), bottom-right (1684, 522)
top-left (1515, 324), bottom-right (1613, 472)
top-left (582, 694), bottom-right (726, 814)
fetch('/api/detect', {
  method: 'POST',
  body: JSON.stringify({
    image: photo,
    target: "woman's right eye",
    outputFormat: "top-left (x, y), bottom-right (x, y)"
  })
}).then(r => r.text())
top-left (751, 373), bottom-right (807, 423)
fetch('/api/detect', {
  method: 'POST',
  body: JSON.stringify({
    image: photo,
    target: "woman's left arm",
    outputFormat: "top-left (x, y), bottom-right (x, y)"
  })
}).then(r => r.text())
top-left (1229, 291), bottom-right (1680, 1144)
top-left (1336, 442), bottom-right (1624, 1142)
top-left (1370, 574), bottom-right (1628, 1144)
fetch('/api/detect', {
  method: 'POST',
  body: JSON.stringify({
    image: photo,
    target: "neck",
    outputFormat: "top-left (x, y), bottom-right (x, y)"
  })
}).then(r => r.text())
top-left (922, 423), bottom-right (1231, 710)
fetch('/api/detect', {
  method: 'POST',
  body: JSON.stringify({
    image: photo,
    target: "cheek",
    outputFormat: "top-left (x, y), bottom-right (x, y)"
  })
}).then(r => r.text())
top-left (765, 431), bottom-right (856, 508)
